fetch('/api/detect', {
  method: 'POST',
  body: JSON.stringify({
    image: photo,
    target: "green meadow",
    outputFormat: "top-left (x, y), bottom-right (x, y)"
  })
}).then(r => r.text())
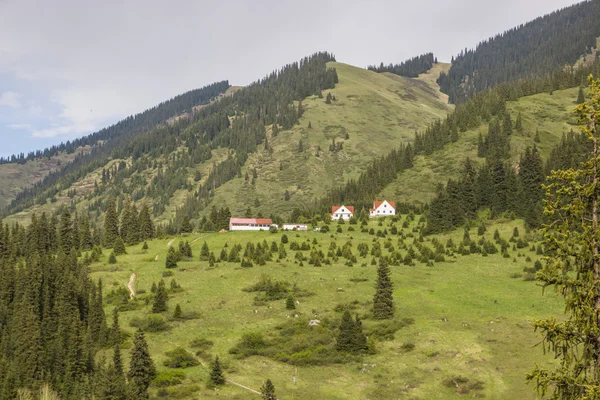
top-left (91, 216), bottom-right (562, 399)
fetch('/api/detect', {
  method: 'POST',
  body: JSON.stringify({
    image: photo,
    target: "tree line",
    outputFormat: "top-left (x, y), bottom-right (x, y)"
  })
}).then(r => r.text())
top-left (367, 53), bottom-right (436, 77)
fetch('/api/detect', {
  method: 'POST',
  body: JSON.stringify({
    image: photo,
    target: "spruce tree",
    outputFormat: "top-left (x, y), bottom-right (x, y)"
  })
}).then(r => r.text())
top-left (138, 204), bottom-right (155, 240)
top-left (527, 76), bottom-right (600, 398)
top-left (200, 241), bottom-right (210, 261)
top-left (173, 304), bottom-right (182, 319)
top-left (152, 280), bottom-right (168, 313)
top-left (165, 247), bottom-right (178, 268)
top-left (515, 111), bottom-right (523, 133)
top-left (128, 329), bottom-right (156, 399)
top-left (209, 356), bottom-right (226, 386)
top-left (108, 252), bottom-right (117, 264)
top-left (104, 198), bottom-right (120, 248)
top-left (336, 310), bottom-right (356, 352)
top-left (286, 294), bottom-right (296, 310)
top-left (577, 85), bottom-right (585, 104)
top-left (260, 379), bottom-right (277, 400)
top-left (373, 257), bottom-right (394, 319)
top-left (113, 237), bottom-right (126, 255)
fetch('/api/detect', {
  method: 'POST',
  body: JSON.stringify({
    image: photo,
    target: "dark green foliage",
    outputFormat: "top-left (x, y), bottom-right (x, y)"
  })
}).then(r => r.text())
top-left (108, 251), bottom-right (117, 264)
top-left (286, 295), bottom-right (296, 310)
top-left (336, 311), bottom-right (367, 352)
top-left (438, 1), bottom-right (600, 104)
top-left (173, 304), bottom-right (182, 319)
top-left (209, 356), bottom-right (226, 386)
top-left (367, 53), bottom-right (435, 77)
top-left (373, 258), bottom-right (394, 319)
top-left (113, 237), bottom-right (126, 255)
top-left (260, 379), bottom-right (277, 400)
top-left (104, 198), bottom-right (119, 248)
top-left (128, 329), bottom-right (157, 399)
top-left (152, 280), bottom-right (168, 313)
top-left (577, 85), bottom-right (586, 104)
top-left (142, 241), bottom-right (148, 250)
top-left (163, 347), bottom-right (200, 368)
top-left (166, 247), bottom-right (178, 268)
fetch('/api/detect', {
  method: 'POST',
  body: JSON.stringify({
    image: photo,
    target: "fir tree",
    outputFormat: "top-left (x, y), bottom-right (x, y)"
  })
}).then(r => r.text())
top-left (166, 247), bottom-right (178, 268)
top-left (200, 241), bottom-right (210, 261)
top-left (527, 76), bottom-right (600, 398)
top-left (209, 356), bottom-right (226, 386)
top-left (577, 85), bottom-right (585, 104)
top-left (142, 241), bottom-right (148, 250)
top-left (180, 216), bottom-right (193, 233)
top-left (127, 329), bottom-right (156, 399)
top-left (286, 294), bottom-right (296, 310)
top-left (308, 121), bottom-right (312, 129)
top-left (152, 280), bottom-right (168, 313)
top-left (108, 252), bottom-right (117, 264)
top-left (260, 379), bottom-right (277, 400)
top-left (173, 304), bottom-right (182, 319)
top-left (284, 190), bottom-right (290, 201)
top-left (515, 111), bottom-right (523, 133)
top-left (113, 237), bottom-right (126, 255)
top-left (104, 198), bottom-right (119, 248)
top-left (373, 258), bottom-right (394, 319)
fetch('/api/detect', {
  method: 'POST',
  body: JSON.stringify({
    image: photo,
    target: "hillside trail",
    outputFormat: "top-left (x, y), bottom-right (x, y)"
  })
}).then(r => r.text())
top-left (128, 272), bottom-right (136, 298)
top-left (167, 239), bottom-right (175, 248)
top-left (165, 340), bottom-right (262, 396)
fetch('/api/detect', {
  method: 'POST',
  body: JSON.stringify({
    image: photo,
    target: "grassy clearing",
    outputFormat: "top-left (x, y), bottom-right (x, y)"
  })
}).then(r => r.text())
top-left (92, 217), bottom-right (561, 399)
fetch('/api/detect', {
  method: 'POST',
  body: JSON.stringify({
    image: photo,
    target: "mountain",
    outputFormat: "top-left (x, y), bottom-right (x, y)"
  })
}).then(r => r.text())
top-left (1, 56), bottom-right (452, 228)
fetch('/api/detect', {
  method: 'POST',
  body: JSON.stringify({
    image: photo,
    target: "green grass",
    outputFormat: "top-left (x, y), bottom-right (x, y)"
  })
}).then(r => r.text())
top-left (380, 86), bottom-right (582, 205)
top-left (91, 217), bottom-right (562, 399)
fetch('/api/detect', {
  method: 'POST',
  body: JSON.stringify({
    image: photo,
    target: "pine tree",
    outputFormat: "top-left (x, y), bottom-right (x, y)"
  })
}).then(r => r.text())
top-left (286, 294), bottom-right (296, 310)
top-left (308, 121), bottom-right (312, 129)
top-left (142, 241), bottom-right (148, 250)
top-left (128, 329), bottom-right (156, 399)
top-left (152, 280), bottom-right (168, 313)
top-left (577, 85), bottom-right (585, 104)
top-left (373, 258), bottom-right (394, 319)
top-left (138, 204), bottom-right (155, 240)
top-left (166, 247), bottom-right (178, 268)
top-left (209, 356), bottom-right (226, 386)
top-left (108, 252), bottom-right (117, 264)
top-left (325, 92), bottom-right (332, 104)
top-left (113, 237), bottom-right (126, 255)
top-left (104, 198), bottom-right (119, 248)
top-left (527, 76), bottom-right (600, 398)
top-left (336, 310), bottom-right (357, 352)
top-left (515, 111), bottom-right (523, 133)
top-left (284, 190), bottom-right (290, 201)
top-left (180, 216), bottom-right (193, 233)
top-left (260, 379), bottom-right (277, 400)
top-left (200, 241), bottom-right (210, 261)
top-left (298, 139), bottom-right (304, 153)
top-left (173, 304), bottom-right (182, 319)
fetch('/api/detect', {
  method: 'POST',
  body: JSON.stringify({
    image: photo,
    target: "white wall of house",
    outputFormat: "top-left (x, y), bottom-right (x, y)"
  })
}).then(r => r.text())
top-left (370, 201), bottom-right (396, 217)
top-left (331, 206), bottom-right (353, 220)
top-left (229, 224), bottom-right (273, 231)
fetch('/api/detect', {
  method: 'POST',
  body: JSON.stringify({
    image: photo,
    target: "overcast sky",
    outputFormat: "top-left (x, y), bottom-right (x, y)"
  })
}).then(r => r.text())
top-left (0, 0), bottom-right (582, 157)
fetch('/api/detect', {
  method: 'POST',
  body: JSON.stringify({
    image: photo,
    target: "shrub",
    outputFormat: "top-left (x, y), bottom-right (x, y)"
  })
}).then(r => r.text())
top-left (153, 370), bottom-right (186, 387)
top-left (108, 252), bottom-right (117, 264)
top-left (190, 337), bottom-right (214, 350)
top-left (163, 347), bottom-right (200, 368)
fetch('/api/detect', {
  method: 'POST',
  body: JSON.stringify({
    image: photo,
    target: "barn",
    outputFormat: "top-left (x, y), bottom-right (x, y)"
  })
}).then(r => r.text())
top-left (229, 218), bottom-right (274, 231)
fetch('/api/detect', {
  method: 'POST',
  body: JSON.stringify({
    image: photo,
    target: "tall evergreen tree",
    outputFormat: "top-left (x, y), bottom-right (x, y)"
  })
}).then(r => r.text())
top-left (373, 258), bottom-right (394, 319)
top-left (104, 198), bottom-right (119, 248)
top-left (209, 356), bottom-right (226, 386)
top-left (127, 329), bottom-right (156, 400)
top-left (527, 76), bottom-right (600, 398)
top-left (152, 280), bottom-right (168, 313)
top-left (260, 379), bottom-right (277, 400)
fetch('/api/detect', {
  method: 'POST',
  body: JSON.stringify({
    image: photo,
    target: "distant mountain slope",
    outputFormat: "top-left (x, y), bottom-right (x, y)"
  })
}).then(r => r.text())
top-left (3, 60), bottom-right (451, 226)
top-left (378, 86), bottom-right (581, 205)
top-left (439, 0), bottom-right (600, 103)
top-left (205, 61), bottom-right (452, 218)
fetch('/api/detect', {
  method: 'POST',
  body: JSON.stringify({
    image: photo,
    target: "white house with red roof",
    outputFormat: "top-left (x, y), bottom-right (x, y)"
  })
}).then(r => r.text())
top-left (229, 218), bottom-right (274, 231)
top-left (369, 200), bottom-right (396, 217)
top-left (331, 205), bottom-right (354, 221)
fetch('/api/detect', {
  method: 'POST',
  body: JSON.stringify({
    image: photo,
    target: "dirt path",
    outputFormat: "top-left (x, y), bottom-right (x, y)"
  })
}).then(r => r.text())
top-left (167, 239), bottom-right (175, 248)
top-left (226, 379), bottom-right (261, 395)
top-left (128, 272), bottom-right (136, 298)
top-left (166, 340), bottom-right (261, 396)
top-left (191, 233), bottom-right (210, 244)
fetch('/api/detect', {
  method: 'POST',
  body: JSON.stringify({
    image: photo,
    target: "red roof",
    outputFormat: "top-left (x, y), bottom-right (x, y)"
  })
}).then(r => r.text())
top-left (373, 200), bottom-right (395, 210)
top-left (331, 205), bottom-right (354, 214)
top-left (229, 218), bottom-right (273, 225)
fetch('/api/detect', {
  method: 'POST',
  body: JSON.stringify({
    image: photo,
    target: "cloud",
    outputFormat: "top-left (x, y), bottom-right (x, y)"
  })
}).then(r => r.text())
top-left (7, 123), bottom-right (31, 129)
top-left (0, 91), bottom-right (22, 108)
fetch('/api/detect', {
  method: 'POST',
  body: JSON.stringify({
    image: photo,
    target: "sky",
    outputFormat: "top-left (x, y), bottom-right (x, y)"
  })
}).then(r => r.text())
top-left (0, 0), bottom-right (583, 158)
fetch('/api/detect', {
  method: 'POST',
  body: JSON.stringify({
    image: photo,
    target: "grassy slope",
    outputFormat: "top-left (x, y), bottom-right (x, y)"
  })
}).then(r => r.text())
top-left (0, 150), bottom-right (84, 209)
top-left (209, 62), bottom-right (453, 218)
top-left (92, 217), bottom-right (561, 399)
top-left (379, 87), bottom-right (580, 205)
top-left (4, 63), bottom-right (452, 226)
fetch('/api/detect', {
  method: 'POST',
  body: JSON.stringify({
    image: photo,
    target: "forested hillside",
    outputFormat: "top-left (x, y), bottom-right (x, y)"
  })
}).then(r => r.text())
top-left (438, 0), bottom-right (600, 104)
top-left (367, 53), bottom-right (436, 77)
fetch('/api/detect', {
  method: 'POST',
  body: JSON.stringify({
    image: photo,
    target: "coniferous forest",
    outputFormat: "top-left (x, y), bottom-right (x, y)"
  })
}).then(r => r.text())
top-left (367, 53), bottom-right (436, 77)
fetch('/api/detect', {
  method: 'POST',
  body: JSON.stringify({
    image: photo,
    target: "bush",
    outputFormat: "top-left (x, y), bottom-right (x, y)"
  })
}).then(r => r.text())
top-left (130, 315), bottom-right (170, 332)
top-left (190, 337), bottom-right (214, 350)
top-left (153, 370), bottom-right (186, 387)
top-left (108, 252), bottom-right (117, 264)
top-left (163, 347), bottom-right (200, 368)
